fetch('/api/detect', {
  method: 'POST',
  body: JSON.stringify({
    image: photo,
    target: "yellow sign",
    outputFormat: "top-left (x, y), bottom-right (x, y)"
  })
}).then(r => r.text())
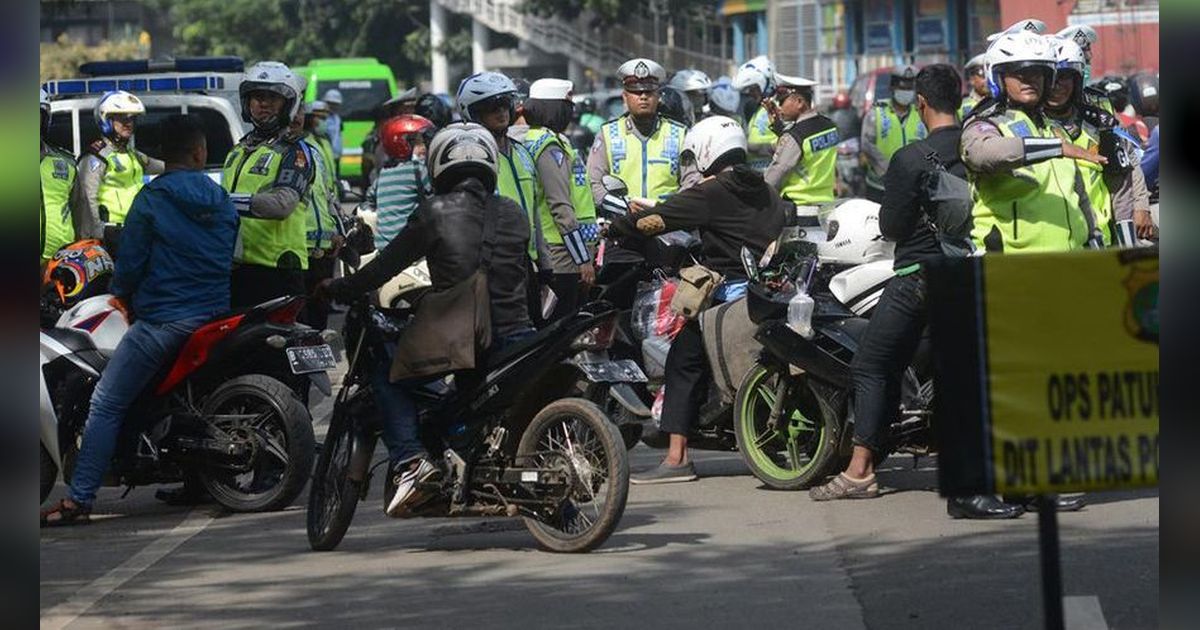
top-left (982, 249), bottom-right (1159, 494)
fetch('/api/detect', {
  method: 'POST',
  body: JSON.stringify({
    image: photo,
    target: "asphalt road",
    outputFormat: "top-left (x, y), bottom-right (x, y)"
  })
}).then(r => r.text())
top-left (41, 430), bottom-right (1158, 629)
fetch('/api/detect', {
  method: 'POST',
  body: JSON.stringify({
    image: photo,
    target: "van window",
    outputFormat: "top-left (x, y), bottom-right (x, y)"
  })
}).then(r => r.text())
top-left (317, 79), bottom-right (393, 122)
top-left (46, 105), bottom-right (235, 169)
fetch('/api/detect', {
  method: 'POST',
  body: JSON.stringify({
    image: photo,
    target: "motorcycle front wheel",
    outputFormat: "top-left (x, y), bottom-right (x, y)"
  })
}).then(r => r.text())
top-left (518, 398), bottom-right (629, 553)
top-left (307, 394), bottom-right (372, 551)
top-left (198, 375), bottom-right (315, 512)
top-left (734, 362), bottom-right (840, 490)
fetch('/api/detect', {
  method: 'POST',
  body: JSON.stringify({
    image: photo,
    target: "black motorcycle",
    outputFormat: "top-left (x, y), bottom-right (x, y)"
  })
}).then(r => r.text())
top-left (306, 280), bottom-right (633, 553)
top-left (734, 239), bottom-right (933, 490)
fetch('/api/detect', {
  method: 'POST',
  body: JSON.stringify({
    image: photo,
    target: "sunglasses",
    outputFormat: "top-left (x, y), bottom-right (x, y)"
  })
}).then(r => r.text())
top-left (109, 114), bottom-right (138, 124)
top-left (624, 87), bottom-right (658, 96)
top-left (477, 95), bottom-right (513, 113)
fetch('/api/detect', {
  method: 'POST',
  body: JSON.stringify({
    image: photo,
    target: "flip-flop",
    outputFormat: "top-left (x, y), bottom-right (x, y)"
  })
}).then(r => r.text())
top-left (809, 472), bottom-right (880, 501)
top-left (40, 499), bottom-right (92, 527)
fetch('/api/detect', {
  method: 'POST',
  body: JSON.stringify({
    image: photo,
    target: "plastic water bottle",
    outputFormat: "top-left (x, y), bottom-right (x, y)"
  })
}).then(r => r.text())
top-left (787, 291), bottom-right (815, 339)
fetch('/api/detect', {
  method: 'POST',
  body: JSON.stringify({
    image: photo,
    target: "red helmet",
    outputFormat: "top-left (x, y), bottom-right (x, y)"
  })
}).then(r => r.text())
top-left (832, 92), bottom-right (851, 110)
top-left (381, 114), bottom-right (435, 161)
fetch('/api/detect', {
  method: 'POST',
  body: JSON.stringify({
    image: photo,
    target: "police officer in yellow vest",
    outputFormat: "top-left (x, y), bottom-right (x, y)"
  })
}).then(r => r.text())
top-left (861, 66), bottom-right (927, 203)
top-left (733, 55), bottom-right (778, 172)
top-left (522, 78), bottom-right (600, 321)
top-left (960, 54), bottom-right (989, 121)
top-left (295, 109), bottom-right (342, 328)
top-left (223, 61), bottom-right (316, 308)
top-left (76, 90), bottom-right (164, 241)
top-left (1044, 36), bottom-right (1150, 247)
top-left (304, 101), bottom-right (338, 192)
top-left (763, 73), bottom-right (839, 230)
top-left (961, 31), bottom-right (1107, 254)
top-left (41, 88), bottom-right (81, 266)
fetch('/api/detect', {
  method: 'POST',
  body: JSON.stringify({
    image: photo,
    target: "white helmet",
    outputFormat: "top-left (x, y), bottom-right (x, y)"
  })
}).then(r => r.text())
top-left (818, 198), bottom-right (894, 265)
top-left (323, 89), bottom-right (343, 105)
top-left (669, 69), bottom-right (714, 94)
top-left (455, 72), bottom-right (517, 123)
top-left (986, 18), bottom-right (1047, 43)
top-left (94, 90), bottom-right (146, 136)
top-left (1052, 36), bottom-right (1087, 77)
top-left (1056, 25), bottom-right (1098, 51)
top-left (964, 53), bottom-right (988, 72)
top-left (732, 55), bottom-right (775, 94)
top-left (708, 82), bottom-right (741, 116)
top-left (682, 115), bottom-right (747, 174)
top-left (426, 122), bottom-right (499, 191)
top-left (985, 31), bottom-right (1057, 100)
top-left (240, 61), bottom-right (302, 132)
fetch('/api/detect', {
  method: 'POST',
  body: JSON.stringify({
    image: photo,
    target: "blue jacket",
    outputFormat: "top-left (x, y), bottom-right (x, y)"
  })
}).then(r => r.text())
top-left (112, 170), bottom-right (239, 324)
top-left (1140, 125), bottom-right (1159, 190)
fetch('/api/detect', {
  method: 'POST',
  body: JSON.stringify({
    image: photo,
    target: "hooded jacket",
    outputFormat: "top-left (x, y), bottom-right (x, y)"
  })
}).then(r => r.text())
top-left (113, 170), bottom-right (239, 324)
top-left (609, 164), bottom-right (792, 279)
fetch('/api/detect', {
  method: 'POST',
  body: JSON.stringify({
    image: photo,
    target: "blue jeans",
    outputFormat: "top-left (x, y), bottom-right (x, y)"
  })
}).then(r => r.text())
top-left (68, 317), bottom-right (207, 507)
top-left (373, 327), bottom-right (537, 466)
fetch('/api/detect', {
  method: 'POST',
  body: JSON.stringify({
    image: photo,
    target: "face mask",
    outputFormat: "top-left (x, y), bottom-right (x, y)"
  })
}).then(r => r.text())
top-left (894, 90), bottom-right (915, 106)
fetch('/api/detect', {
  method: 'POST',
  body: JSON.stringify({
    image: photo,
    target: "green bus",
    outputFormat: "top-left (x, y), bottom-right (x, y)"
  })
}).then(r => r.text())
top-left (295, 58), bottom-right (398, 183)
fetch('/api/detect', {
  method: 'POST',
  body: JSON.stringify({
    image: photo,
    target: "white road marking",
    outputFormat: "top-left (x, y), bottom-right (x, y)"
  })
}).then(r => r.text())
top-left (41, 509), bottom-right (214, 630)
top-left (1065, 595), bottom-right (1110, 630)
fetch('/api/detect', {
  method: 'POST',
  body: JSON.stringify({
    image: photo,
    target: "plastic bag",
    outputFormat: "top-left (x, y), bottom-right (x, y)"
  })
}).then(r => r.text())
top-left (632, 277), bottom-right (687, 341)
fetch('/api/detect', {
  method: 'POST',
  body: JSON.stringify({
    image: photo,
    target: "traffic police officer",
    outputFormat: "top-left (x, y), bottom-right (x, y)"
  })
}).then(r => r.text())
top-left (961, 31), bottom-right (1106, 253)
top-left (76, 90), bottom-right (164, 239)
top-left (40, 88), bottom-right (80, 265)
top-left (733, 55), bottom-right (778, 172)
top-left (763, 73), bottom-right (839, 227)
top-left (522, 78), bottom-right (600, 320)
top-left (224, 61), bottom-right (316, 307)
top-left (960, 54), bottom-right (989, 121)
top-left (861, 66), bottom-right (926, 203)
top-left (297, 108), bottom-right (341, 328)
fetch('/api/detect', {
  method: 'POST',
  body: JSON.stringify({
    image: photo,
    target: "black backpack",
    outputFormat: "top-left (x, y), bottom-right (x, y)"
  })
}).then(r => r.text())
top-left (916, 142), bottom-right (975, 258)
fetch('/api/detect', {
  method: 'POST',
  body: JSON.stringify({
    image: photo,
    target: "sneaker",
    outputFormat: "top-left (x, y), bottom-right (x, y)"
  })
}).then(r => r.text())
top-left (631, 461), bottom-right (698, 485)
top-left (386, 458), bottom-right (442, 517)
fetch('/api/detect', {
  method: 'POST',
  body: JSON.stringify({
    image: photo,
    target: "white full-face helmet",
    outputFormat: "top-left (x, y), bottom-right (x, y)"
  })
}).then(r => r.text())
top-left (818, 198), bottom-right (895, 265)
top-left (669, 69), bottom-right (714, 94)
top-left (93, 90), bottom-right (146, 137)
top-left (732, 55), bottom-right (776, 95)
top-left (682, 115), bottom-right (747, 175)
top-left (426, 122), bottom-right (499, 192)
top-left (984, 31), bottom-right (1057, 101)
top-left (240, 61), bottom-right (302, 134)
top-left (455, 72), bottom-right (518, 124)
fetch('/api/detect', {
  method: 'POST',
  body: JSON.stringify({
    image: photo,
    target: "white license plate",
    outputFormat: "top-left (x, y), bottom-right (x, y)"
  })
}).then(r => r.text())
top-left (578, 360), bottom-right (648, 383)
top-left (286, 344), bottom-right (336, 375)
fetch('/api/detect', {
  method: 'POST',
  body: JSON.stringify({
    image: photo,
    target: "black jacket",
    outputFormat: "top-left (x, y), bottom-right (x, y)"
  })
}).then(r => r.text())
top-left (332, 178), bottom-right (533, 337)
top-left (879, 125), bottom-right (966, 269)
top-left (609, 165), bottom-right (791, 280)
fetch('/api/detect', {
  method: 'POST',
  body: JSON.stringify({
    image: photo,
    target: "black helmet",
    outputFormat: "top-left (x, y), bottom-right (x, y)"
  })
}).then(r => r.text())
top-left (415, 93), bottom-right (452, 130)
top-left (1094, 75), bottom-right (1130, 111)
top-left (578, 96), bottom-right (596, 115)
top-left (1128, 72), bottom-right (1159, 117)
top-left (657, 86), bottom-right (694, 127)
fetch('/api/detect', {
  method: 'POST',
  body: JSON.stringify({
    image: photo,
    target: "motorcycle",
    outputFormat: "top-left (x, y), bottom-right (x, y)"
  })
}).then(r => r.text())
top-left (305, 247), bottom-right (634, 553)
top-left (732, 226), bottom-right (933, 491)
top-left (40, 293), bottom-right (332, 510)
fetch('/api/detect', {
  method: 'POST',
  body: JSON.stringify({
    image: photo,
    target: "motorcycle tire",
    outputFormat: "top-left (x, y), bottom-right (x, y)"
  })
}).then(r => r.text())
top-left (518, 398), bottom-right (629, 553)
top-left (583, 382), bottom-right (645, 451)
top-left (41, 444), bottom-right (58, 505)
top-left (307, 409), bottom-right (365, 551)
top-left (198, 375), bottom-right (316, 512)
top-left (733, 362), bottom-right (840, 490)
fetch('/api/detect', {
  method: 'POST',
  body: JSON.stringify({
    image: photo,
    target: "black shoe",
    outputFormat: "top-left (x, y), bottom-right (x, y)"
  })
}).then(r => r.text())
top-left (155, 484), bottom-right (213, 506)
top-left (947, 495), bottom-right (1025, 520)
top-left (1010, 494), bottom-right (1087, 513)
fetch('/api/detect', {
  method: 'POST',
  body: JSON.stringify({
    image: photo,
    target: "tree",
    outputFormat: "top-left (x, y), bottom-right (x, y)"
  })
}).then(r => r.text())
top-left (41, 35), bottom-right (146, 82)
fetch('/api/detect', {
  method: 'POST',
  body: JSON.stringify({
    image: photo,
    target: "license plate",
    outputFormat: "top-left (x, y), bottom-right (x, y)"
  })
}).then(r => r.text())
top-left (578, 360), bottom-right (648, 384)
top-left (286, 344), bottom-right (336, 375)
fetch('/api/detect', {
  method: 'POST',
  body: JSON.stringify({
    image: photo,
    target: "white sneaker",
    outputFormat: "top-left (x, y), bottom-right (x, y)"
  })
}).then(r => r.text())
top-left (386, 458), bottom-right (441, 517)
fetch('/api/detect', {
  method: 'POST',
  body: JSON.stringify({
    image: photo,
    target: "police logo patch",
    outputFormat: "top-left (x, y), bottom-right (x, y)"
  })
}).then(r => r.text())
top-left (634, 62), bottom-right (649, 79)
top-left (294, 150), bottom-right (308, 169)
top-left (1022, 20), bottom-right (1039, 31)
top-left (1073, 31), bottom-right (1088, 46)
top-left (549, 148), bottom-right (566, 167)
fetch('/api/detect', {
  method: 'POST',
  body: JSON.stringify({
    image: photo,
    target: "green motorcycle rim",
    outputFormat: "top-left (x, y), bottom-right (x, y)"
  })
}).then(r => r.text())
top-left (738, 365), bottom-right (825, 481)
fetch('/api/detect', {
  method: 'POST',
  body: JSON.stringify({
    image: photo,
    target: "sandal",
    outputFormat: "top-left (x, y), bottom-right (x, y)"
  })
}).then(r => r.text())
top-left (40, 499), bottom-right (92, 527)
top-left (809, 473), bottom-right (879, 501)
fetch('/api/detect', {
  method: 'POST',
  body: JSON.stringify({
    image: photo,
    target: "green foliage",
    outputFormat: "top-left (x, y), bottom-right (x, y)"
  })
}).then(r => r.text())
top-left (517, 0), bottom-right (710, 23)
top-left (41, 35), bottom-right (146, 82)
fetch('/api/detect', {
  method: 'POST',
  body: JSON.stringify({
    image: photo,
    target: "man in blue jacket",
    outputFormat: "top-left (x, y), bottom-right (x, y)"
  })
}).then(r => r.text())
top-left (42, 115), bottom-right (240, 526)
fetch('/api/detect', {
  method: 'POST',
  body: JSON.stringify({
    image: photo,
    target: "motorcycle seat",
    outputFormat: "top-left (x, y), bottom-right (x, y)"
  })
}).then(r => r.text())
top-left (45, 326), bottom-right (98, 354)
top-left (484, 317), bottom-right (573, 369)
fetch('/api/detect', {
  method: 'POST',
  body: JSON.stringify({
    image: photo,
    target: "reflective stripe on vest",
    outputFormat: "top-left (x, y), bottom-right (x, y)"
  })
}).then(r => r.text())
top-left (968, 109), bottom-right (1089, 253)
top-left (868, 103), bottom-right (926, 185)
top-left (97, 148), bottom-right (144, 225)
top-left (497, 141), bottom-right (541, 260)
top-left (41, 151), bottom-right (77, 261)
top-left (222, 139), bottom-right (310, 270)
top-left (780, 115), bottom-right (839, 206)
top-left (601, 115), bottom-right (684, 201)
top-left (525, 127), bottom-right (599, 246)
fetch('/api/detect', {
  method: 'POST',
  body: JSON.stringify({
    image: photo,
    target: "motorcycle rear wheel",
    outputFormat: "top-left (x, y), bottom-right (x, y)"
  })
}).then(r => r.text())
top-left (734, 362), bottom-right (839, 490)
top-left (518, 398), bottom-right (629, 553)
top-left (307, 407), bottom-right (366, 551)
top-left (198, 375), bottom-right (315, 512)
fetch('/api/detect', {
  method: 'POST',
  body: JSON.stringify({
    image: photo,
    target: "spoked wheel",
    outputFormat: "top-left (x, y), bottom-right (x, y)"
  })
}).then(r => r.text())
top-left (734, 362), bottom-right (839, 490)
top-left (518, 398), bottom-right (629, 553)
top-left (307, 396), bottom-right (369, 551)
top-left (198, 375), bottom-right (315, 512)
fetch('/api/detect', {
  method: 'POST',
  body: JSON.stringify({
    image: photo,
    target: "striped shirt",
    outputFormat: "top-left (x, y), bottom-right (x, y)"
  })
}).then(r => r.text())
top-left (367, 159), bottom-right (432, 250)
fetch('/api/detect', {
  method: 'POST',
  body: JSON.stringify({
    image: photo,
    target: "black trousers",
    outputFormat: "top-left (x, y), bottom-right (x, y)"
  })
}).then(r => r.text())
top-left (547, 273), bottom-right (582, 322)
top-left (231, 264), bottom-right (306, 310)
top-left (301, 255), bottom-right (336, 329)
top-left (850, 272), bottom-right (927, 453)
top-left (660, 320), bottom-right (710, 437)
